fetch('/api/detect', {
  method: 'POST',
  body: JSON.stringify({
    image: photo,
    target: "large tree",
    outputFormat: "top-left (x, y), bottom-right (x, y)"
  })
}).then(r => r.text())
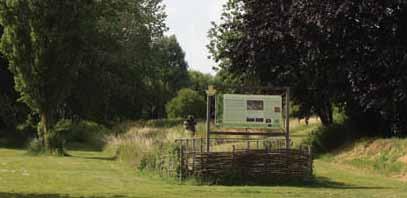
top-left (0, 0), bottom-right (99, 153)
top-left (208, 0), bottom-right (344, 126)
top-left (145, 35), bottom-right (190, 119)
top-left (65, 0), bottom-right (168, 124)
top-left (290, 0), bottom-right (407, 134)
top-left (209, 0), bottom-right (407, 134)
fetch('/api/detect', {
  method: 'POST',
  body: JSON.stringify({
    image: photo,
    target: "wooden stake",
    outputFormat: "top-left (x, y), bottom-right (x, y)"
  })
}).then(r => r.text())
top-left (179, 145), bottom-right (184, 182)
top-left (206, 94), bottom-right (211, 152)
top-left (285, 87), bottom-right (290, 149)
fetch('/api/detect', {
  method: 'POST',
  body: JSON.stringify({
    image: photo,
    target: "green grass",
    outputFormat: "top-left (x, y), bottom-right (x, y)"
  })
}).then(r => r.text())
top-left (1, 119), bottom-right (407, 197)
top-left (332, 138), bottom-right (407, 177)
top-left (1, 148), bottom-right (407, 198)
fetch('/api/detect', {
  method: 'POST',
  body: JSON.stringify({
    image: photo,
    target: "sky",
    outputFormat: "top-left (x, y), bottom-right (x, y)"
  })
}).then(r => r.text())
top-left (163, 0), bottom-right (227, 74)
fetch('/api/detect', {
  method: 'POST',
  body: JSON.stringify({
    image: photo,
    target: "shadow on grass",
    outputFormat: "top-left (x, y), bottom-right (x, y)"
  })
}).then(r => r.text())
top-left (0, 192), bottom-right (132, 198)
top-left (197, 176), bottom-right (390, 190)
top-left (72, 155), bottom-right (117, 161)
top-left (65, 143), bottom-right (104, 152)
top-left (67, 149), bottom-right (119, 161)
top-left (299, 176), bottom-right (389, 189)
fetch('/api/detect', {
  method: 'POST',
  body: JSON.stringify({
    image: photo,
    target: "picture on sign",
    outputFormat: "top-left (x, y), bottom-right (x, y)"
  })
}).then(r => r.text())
top-left (215, 94), bottom-right (283, 129)
top-left (247, 100), bottom-right (264, 110)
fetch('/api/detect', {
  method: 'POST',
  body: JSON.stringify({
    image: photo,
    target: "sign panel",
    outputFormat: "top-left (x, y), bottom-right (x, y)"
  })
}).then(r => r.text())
top-left (216, 94), bottom-right (283, 129)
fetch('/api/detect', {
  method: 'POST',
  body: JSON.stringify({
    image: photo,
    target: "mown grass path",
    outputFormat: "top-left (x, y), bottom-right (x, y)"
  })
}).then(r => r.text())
top-left (0, 148), bottom-right (406, 198)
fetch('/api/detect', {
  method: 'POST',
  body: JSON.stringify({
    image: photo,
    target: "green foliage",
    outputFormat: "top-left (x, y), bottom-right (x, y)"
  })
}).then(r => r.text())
top-left (209, 0), bottom-right (407, 134)
top-left (166, 88), bottom-right (206, 119)
top-left (26, 138), bottom-right (44, 155)
top-left (188, 70), bottom-right (216, 96)
top-left (0, 0), bottom-right (100, 152)
top-left (66, 0), bottom-right (169, 123)
top-left (144, 35), bottom-right (190, 119)
top-left (0, 0), bottom-right (181, 151)
top-left (303, 123), bottom-right (353, 154)
top-left (64, 121), bottom-right (110, 150)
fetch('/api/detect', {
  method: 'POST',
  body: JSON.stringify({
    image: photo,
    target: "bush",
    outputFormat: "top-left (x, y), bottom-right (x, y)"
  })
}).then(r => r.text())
top-left (166, 88), bottom-right (206, 119)
top-left (64, 121), bottom-right (110, 150)
top-left (303, 123), bottom-right (353, 154)
top-left (26, 138), bottom-right (45, 154)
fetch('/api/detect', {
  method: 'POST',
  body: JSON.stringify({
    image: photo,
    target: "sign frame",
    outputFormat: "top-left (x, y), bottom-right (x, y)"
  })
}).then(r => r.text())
top-left (205, 86), bottom-right (291, 152)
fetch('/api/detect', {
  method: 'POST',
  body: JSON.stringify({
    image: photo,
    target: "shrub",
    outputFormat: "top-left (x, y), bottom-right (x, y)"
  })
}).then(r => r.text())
top-left (64, 121), bottom-right (110, 150)
top-left (26, 138), bottom-right (45, 154)
top-left (166, 88), bottom-right (206, 119)
top-left (303, 123), bottom-right (353, 154)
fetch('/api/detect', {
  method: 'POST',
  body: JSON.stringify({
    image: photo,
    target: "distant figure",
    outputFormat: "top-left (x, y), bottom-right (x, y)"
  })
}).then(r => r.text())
top-left (184, 115), bottom-right (197, 136)
top-left (305, 116), bottom-right (310, 125)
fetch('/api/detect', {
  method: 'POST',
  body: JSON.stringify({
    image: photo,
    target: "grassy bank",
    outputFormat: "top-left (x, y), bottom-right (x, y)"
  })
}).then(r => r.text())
top-left (327, 138), bottom-right (407, 179)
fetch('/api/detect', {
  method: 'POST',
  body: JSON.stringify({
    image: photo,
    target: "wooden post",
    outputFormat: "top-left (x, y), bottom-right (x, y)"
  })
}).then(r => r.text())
top-left (232, 145), bottom-right (235, 168)
top-left (247, 141), bottom-right (250, 151)
top-left (179, 145), bottom-right (184, 182)
top-left (308, 145), bottom-right (313, 177)
top-left (206, 94), bottom-right (211, 152)
top-left (200, 137), bottom-right (203, 153)
top-left (192, 139), bottom-right (196, 152)
top-left (186, 139), bottom-right (189, 152)
top-left (256, 140), bottom-right (259, 150)
top-left (285, 87), bottom-right (290, 149)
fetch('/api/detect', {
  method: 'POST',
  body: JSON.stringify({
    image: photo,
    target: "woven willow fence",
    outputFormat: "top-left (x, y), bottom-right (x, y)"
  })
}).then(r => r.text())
top-left (172, 138), bottom-right (313, 182)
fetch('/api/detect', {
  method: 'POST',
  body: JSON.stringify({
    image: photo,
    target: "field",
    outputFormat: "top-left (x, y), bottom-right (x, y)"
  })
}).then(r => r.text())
top-left (1, 120), bottom-right (407, 198)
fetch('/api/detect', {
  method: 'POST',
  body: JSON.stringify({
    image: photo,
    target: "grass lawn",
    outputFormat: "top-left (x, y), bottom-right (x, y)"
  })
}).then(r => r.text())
top-left (1, 148), bottom-right (407, 198)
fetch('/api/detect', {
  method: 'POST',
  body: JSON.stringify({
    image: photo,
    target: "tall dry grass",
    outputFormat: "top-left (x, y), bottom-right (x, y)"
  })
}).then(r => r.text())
top-left (105, 122), bottom-right (186, 168)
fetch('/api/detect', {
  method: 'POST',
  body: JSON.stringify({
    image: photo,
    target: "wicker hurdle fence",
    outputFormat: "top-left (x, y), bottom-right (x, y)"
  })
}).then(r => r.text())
top-left (172, 138), bottom-right (313, 182)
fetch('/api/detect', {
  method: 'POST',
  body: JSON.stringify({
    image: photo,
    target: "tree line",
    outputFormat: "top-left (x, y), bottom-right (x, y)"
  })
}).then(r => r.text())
top-left (209, 0), bottom-right (407, 136)
top-left (0, 0), bottom-right (218, 153)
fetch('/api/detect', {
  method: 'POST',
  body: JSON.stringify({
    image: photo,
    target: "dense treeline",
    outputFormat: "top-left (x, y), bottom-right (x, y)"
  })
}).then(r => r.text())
top-left (0, 0), bottom-right (217, 153)
top-left (209, 0), bottom-right (407, 136)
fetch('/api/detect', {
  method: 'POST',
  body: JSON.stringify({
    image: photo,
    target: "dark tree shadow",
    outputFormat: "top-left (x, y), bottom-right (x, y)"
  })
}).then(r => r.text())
top-left (65, 143), bottom-right (104, 152)
top-left (72, 155), bottom-right (117, 161)
top-left (200, 176), bottom-right (391, 190)
top-left (299, 176), bottom-right (390, 189)
top-left (66, 149), bottom-right (119, 161)
top-left (0, 192), bottom-right (146, 198)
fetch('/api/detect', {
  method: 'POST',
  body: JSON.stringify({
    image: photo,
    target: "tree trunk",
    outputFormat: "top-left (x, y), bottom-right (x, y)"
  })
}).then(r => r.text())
top-left (40, 112), bottom-right (51, 151)
top-left (318, 102), bottom-right (333, 126)
top-left (39, 110), bottom-right (63, 155)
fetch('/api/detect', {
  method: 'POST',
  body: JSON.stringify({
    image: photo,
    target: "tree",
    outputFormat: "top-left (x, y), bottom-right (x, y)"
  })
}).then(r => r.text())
top-left (208, 0), bottom-right (341, 126)
top-left (209, 0), bottom-right (407, 132)
top-left (57, 0), bottom-right (169, 124)
top-left (0, 0), bottom-right (99, 153)
top-left (0, 43), bottom-right (15, 130)
top-left (291, 0), bottom-right (407, 135)
top-left (166, 88), bottom-right (206, 119)
top-left (188, 70), bottom-right (216, 96)
top-left (145, 35), bottom-right (190, 118)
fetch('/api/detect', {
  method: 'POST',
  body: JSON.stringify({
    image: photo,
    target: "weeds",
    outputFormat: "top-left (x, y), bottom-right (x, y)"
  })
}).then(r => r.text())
top-left (105, 125), bottom-right (185, 172)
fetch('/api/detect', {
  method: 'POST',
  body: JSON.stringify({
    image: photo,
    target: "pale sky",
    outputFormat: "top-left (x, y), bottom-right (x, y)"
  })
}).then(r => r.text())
top-left (163, 0), bottom-right (227, 74)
